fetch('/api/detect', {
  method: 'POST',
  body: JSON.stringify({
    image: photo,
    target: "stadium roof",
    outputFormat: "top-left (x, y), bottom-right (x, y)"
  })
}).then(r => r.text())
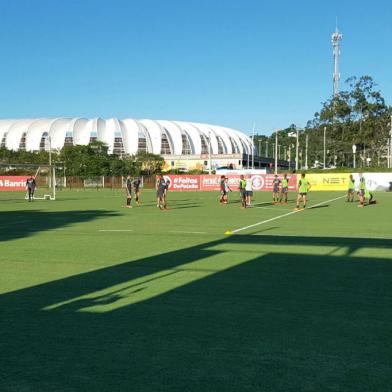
top-left (0, 118), bottom-right (253, 156)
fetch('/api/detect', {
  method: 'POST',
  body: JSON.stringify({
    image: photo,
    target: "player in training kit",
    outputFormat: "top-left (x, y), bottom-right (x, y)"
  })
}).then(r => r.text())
top-left (358, 173), bottom-right (366, 208)
top-left (239, 175), bottom-right (247, 209)
top-left (296, 173), bottom-right (311, 210)
top-left (163, 178), bottom-right (171, 205)
top-left (125, 175), bottom-right (133, 208)
top-left (347, 174), bottom-right (355, 202)
top-left (364, 190), bottom-right (377, 205)
top-left (132, 177), bottom-right (141, 205)
top-left (272, 175), bottom-right (281, 204)
top-left (245, 175), bottom-right (253, 208)
top-left (219, 175), bottom-right (226, 204)
top-left (156, 175), bottom-right (167, 209)
top-left (279, 174), bottom-right (289, 204)
top-left (26, 176), bottom-right (36, 202)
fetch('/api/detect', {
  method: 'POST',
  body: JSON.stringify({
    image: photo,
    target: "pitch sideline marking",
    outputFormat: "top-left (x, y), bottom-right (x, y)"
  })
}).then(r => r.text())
top-left (225, 195), bottom-right (346, 235)
top-left (99, 229), bottom-right (133, 232)
top-left (169, 230), bottom-right (207, 235)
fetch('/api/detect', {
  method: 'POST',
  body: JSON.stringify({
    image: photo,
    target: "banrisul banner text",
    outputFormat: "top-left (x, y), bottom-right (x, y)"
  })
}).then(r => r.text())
top-left (0, 176), bottom-right (27, 191)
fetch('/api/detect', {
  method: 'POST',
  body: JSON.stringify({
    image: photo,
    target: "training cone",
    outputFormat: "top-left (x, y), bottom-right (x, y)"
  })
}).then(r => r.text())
top-left (224, 231), bottom-right (233, 235)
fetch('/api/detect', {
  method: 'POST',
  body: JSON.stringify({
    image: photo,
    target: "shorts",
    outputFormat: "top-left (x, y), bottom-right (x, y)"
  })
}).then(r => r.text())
top-left (282, 187), bottom-right (288, 194)
top-left (245, 190), bottom-right (253, 197)
top-left (359, 190), bottom-right (365, 196)
top-left (157, 190), bottom-right (165, 198)
top-left (347, 188), bottom-right (354, 194)
top-left (300, 192), bottom-right (307, 196)
top-left (240, 189), bottom-right (246, 198)
top-left (220, 190), bottom-right (227, 196)
top-left (273, 188), bottom-right (279, 193)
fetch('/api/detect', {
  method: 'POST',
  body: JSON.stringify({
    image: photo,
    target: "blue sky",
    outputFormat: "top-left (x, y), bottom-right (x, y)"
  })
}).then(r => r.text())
top-left (0, 0), bottom-right (391, 135)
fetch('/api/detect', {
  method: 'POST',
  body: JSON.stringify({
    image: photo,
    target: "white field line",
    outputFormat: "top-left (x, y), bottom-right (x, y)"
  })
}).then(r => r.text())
top-left (255, 206), bottom-right (288, 211)
top-left (230, 195), bottom-right (346, 234)
top-left (168, 230), bottom-right (207, 234)
top-left (99, 229), bottom-right (133, 232)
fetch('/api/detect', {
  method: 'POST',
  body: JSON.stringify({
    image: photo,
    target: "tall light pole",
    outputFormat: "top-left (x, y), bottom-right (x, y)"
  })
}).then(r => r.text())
top-left (278, 144), bottom-right (281, 160)
top-left (352, 144), bottom-right (357, 169)
top-left (265, 141), bottom-right (268, 157)
top-left (305, 134), bottom-right (309, 170)
top-left (272, 143), bottom-right (275, 159)
top-left (48, 134), bottom-right (52, 188)
top-left (208, 131), bottom-right (212, 175)
top-left (332, 21), bottom-right (342, 97)
top-left (295, 127), bottom-right (299, 171)
top-left (274, 130), bottom-right (278, 175)
top-left (251, 123), bottom-right (255, 170)
top-left (323, 126), bottom-right (326, 169)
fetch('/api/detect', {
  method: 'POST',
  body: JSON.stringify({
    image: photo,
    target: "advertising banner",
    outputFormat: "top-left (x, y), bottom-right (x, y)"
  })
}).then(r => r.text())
top-left (163, 175), bottom-right (201, 191)
top-left (0, 176), bottom-right (27, 191)
top-left (163, 174), bottom-right (296, 191)
top-left (304, 173), bottom-right (351, 191)
top-left (352, 173), bottom-right (392, 191)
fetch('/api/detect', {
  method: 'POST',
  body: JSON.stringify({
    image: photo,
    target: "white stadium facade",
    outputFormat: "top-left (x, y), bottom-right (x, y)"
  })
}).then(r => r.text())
top-left (0, 118), bottom-right (252, 155)
top-left (0, 118), bottom-right (275, 170)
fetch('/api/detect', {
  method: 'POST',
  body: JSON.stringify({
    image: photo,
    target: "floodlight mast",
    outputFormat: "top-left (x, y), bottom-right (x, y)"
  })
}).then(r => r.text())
top-left (332, 20), bottom-right (343, 97)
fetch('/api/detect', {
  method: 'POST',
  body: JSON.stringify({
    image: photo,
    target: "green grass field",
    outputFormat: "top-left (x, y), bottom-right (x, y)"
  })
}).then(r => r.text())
top-left (1, 189), bottom-right (392, 391)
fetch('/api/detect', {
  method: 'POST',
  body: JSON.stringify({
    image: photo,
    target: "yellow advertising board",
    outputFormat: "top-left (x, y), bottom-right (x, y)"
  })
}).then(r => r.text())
top-left (302, 173), bottom-right (351, 191)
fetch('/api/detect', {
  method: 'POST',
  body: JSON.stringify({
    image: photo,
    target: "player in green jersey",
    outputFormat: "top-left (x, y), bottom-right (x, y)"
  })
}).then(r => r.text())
top-left (239, 175), bottom-right (247, 209)
top-left (358, 173), bottom-right (366, 208)
top-left (296, 173), bottom-right (311, 210)
top-left (279, 174), bottom-right (289, 204)
top-left (347, 174), bottom-right (355, 202)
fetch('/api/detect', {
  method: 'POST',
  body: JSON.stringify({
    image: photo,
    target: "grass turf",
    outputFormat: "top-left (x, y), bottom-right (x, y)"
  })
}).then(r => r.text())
top-left (1, 189), bottom-right (392, 391)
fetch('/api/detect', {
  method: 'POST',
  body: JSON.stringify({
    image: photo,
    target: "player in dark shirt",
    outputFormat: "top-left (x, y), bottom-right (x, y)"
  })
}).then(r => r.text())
top-left (272, 175), bottom-right (281, 204)
top-left (125, 175), bottom-right (132, 208)
top-left (132, 177), bottom-right (141, 205)
top-left (26, 176), bottom-right (36, 202)
top-left (156, 175), bottom-right (167, 210)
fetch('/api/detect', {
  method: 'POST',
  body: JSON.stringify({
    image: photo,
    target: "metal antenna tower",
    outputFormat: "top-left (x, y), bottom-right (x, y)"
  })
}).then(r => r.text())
top-left (331, 18), bottom-right (342, 97)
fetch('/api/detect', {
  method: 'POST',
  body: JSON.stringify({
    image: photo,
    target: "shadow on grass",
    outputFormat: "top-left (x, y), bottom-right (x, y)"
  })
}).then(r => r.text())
top-left (0, 209), bottom-right (120, 242)
top-left (1, 235), bottom-right (392, 391)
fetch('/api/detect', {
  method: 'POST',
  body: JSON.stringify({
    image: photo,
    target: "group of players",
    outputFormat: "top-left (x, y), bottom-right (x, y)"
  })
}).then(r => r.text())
top-left (219, 172), bottom-right (376, 211)
top-left (125, 174), bottom-right (171, 210)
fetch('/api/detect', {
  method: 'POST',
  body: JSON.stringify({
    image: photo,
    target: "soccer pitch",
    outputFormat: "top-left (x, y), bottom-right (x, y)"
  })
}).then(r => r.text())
top-left (1, 189), bottom-right (392, 391)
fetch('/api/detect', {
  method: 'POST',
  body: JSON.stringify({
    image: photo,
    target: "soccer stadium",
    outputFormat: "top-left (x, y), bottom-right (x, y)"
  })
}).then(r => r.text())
top-left (0, 118), bottom-right (265, 171)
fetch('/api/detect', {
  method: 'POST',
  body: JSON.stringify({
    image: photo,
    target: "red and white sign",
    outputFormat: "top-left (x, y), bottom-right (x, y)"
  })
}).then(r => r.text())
top-left (163, 174), bottom-right (296, 191)
top-left (163, 175), bottom-right (200, 191)
top-left (0, 176), bottom-right (28, 191)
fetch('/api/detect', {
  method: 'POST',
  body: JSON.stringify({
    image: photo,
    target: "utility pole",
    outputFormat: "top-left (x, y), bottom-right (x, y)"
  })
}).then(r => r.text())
top-left (208, 131), bottom-right (212, 174)
top-left (295, 127), bottom-right (299, 171)
top-left (305, 134), bottom-right (308, 170)
top-left (274, 130), bottom-right (278, 175)
top-left (48, 135), bottom-right (52, 188)
top-left (251, 123), bottom-right (255, 170)
top-left (323, 126), bottom-right (326, 169)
